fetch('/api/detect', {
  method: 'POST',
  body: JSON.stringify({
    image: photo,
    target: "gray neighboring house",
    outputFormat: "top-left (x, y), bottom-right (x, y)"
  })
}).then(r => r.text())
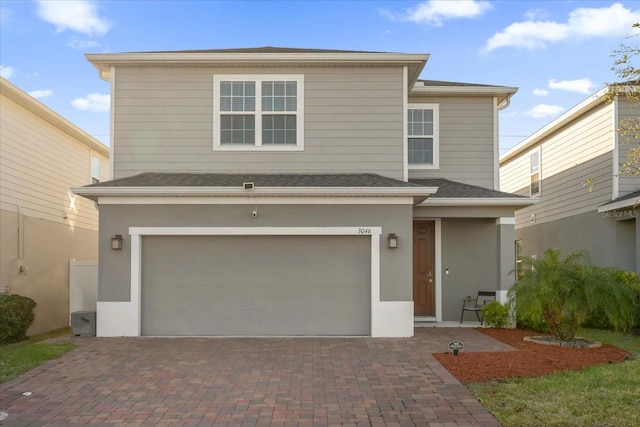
top-left (500, 87), bottom-right (640, 274)
top-left (73, 47), bottom-right (534, 337)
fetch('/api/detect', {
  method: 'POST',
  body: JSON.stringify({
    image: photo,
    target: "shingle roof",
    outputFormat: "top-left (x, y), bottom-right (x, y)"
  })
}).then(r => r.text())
top-left (87, 172), bottom-right (423, 188)
top-left (599, 189), bottom-right (640, 207)
top-left (409, 178), bottom-right (526, 199)
top-left (417, 79), bottom-right (500, 88)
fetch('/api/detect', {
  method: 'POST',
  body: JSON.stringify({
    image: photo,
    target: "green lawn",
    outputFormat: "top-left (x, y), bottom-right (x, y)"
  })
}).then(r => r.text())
top-left (471, 328), bottom-right (640, 427)
top-left (0, 328), bottom-right (76, 384)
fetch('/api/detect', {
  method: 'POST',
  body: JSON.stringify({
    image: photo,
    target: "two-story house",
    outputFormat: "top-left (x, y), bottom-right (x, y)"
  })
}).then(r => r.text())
top-left (1, 77), bottom-right (109, 335)
top-left (500, 87), bottom-right (640, 274)
top-left (73, 47), bottom-right (534, 337)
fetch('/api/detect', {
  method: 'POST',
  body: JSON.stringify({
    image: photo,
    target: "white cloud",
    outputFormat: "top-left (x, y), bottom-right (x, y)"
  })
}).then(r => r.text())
top-left (525, 104), bottom-right (565, 118)
top-left (548, 78), bottom-right (596, 94)
top-left (533, 88), bottom-right (549, 96)
top-left (524, 9), bottom-right (549, 21)
top-left (68, 37), bottom-right (101, 50)
top-left (0, 65), bottom-right (15, 79)
top-left (392, 0), bottom-right (492, 26)
top-left (71, 93), bottom-right (110, 112)
top-left (28, 89), bottom-right (54, 99)
top-left (484, 3), bottom-right (640, 52)
top-left (36, 0), bottom-right (110, 37)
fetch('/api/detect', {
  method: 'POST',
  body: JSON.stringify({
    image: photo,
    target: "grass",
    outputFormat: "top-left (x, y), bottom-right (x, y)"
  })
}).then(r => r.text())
top-left (470, 328), bottom-right (640, 427)
top-left (0, 327), bottom-right (76, 384)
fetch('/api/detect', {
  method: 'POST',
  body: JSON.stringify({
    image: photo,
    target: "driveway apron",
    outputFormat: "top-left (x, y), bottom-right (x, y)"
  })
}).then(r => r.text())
top-left (0, 328), bottom-right (512, 426)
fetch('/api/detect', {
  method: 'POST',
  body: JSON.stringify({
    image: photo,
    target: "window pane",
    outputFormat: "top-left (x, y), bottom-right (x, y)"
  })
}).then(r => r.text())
top-left (531, 173), bottom-right (540, 195)
top-left (263, 114), bottom-right (296, 144)
top-left (408, 138), bottom-right (434, 164)
top-left (220, 82), bottom-right (232, 97)
top-left (263, 80), bottom-right (297, 113)
top-left (408, 109), bottom-right (434, 137)
top-left (220, 115), bottom-right (254, 144)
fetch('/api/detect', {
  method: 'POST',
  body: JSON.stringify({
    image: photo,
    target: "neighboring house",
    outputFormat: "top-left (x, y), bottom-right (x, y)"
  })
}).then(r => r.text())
top-left (0, 77), bottom-right (109, 335)
top-left (73, 47), bottom-right (534, 338)
top-left (500, 87), bottom-right (640, 275)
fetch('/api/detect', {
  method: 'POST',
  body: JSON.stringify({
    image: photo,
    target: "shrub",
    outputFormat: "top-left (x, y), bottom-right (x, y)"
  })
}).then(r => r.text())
top-left (508, 249), bottom-right (637, 341)
top-left (0, 294), bottom-right (37, 345)
top-left (583, 270), bottom-right (640, 331)
top-left (482, 301), bottom-right (512, 328)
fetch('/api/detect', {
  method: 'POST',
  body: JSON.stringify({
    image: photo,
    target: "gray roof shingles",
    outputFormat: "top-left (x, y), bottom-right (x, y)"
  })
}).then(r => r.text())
top-left (86, 172), bottom-right (424, 188)
top-left (410, 178), bottom-right (526, 199)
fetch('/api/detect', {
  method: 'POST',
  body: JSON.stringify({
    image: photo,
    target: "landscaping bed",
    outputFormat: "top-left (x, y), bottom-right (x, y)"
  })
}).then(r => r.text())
top-left (433, 327), bottom-right (630, 383)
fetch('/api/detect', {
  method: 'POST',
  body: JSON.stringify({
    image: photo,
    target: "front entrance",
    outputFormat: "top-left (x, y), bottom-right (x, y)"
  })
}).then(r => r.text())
top-left (413, 221), bottom-right (435, 317)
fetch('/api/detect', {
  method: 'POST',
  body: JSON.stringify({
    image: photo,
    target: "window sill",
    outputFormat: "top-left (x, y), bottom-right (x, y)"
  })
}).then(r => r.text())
top-left (213, 145), bottom-right (305, 152)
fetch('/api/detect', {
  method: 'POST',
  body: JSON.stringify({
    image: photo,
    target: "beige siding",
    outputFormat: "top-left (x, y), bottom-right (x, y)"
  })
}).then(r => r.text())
top-left (617, 98), bottom-right (640, 196)
top-left (502, 102), bottom-right (615, 229)
top-left (112, 66), bottom-right (405, 179)
top-left (407, 95), bottom-right (496, 189)
top-left (0, 95), bottom-right (108, 231)
top-left (500, 153), bottom-right (530, 196)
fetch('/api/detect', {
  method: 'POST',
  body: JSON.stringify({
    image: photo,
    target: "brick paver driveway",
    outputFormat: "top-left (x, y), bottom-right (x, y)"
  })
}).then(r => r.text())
top-left (1, 328), bottom-right (513, 426)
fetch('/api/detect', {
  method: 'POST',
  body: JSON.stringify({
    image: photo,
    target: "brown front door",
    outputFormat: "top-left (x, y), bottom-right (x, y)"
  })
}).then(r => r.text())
top-left (413, 221), bottom-right (435, 317)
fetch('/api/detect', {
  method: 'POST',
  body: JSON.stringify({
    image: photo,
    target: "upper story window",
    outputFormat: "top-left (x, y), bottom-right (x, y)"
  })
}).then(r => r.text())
top-left (213, 75), bottom-right (304, 151)
top-left (91, 154), bottom-right (101, 184)
top-left (530, 148), bottom-right (541, 196)
top-left (408, 104), bottom-right (439, 169)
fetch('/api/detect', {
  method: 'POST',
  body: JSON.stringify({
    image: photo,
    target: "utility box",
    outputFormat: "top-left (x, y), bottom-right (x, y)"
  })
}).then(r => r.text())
top-left (71, 311), bottom-right (96, 336)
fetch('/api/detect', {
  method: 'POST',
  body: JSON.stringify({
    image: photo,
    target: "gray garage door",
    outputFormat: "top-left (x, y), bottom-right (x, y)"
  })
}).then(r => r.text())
top-left (141, 235), bottom-right (371, 336)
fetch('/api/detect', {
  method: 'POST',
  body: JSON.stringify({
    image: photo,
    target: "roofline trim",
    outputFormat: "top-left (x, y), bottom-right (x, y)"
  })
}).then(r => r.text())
top-left (1, 77), bottom-right (109, 157)
top-left (410, 84), bottom-right (518, 96)
top-left (500, 87), bottom-right (611, 164)
top-left (417, 197), bottom-right (538, 207)
top-left (85, 52), bottom-right (430, 83)
top-left (72, 185), bottom-right (438, 198)
top-left (597, 196), bottom-right (640, 213)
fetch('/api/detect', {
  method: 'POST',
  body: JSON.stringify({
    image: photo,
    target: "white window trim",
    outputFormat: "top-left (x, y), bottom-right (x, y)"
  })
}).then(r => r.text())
top-left (407, 103), bottom-right (439, 170)
top-left (529, 147), bottom-right (541, 197)
top-left (213, 74), bottom-right (304, 151)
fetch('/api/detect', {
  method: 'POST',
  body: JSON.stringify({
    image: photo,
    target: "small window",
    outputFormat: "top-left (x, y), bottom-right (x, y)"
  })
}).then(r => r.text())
top-left (530, 149), bottom-right (540, 196)
top-left (408, 104), bottom-right (439, 169)
top-left (515, 240), bottom-right (524, 281)
top-left (213, 75), bottom-right (303, 150)
top-left (91, 155), bottom-right (100, 184)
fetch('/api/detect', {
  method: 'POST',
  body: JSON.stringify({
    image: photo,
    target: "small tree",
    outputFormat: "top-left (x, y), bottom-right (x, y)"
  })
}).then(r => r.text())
top-left (608, 22), bottom-right (640, 177)
top-left (508, 249), bottom-right (637, 341)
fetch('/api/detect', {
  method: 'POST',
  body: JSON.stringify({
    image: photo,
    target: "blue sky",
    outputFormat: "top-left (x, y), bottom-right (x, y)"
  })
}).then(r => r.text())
top-left (1, 0), bottom-right (639, 154)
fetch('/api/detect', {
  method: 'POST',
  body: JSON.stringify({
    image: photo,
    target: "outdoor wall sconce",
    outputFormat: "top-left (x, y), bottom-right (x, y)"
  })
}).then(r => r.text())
top-left (111, 234), bottom-right (123, 250)
top-left (388, 233), bottom-right (398, 249)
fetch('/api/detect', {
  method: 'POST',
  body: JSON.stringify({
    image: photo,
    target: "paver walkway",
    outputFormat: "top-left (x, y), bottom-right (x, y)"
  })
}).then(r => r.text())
top-left (0, 328), bottom-right (513, 426)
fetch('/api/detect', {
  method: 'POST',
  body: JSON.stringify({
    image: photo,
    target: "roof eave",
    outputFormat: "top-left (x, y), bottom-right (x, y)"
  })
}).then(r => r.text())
top-left (410, 84), bottom-right (518, 104)
top-left (85, 52), bottom-right (429, 83)
top-left (500, 87), bottom-right (612, 164)
top-left (417, 197), bottom-right (538, 207)
top-left (597, 197), bottom-right (640, 213)
top-left (1, 78), bottom-right (109, 157)
top-left (72, 185), bottom-right (439, 201)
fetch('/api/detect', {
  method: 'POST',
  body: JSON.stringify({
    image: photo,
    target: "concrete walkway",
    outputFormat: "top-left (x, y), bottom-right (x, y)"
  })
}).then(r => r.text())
top-left (0, 328), bottom-right (514, 426)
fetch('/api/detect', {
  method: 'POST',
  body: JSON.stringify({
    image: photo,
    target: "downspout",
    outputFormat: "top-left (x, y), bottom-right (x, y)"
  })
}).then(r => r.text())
top-left (495, 93), bottom-right (514, 190)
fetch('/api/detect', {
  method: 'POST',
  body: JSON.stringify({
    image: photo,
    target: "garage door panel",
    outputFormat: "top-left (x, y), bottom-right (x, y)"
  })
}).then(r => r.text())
top-left (141, 235), bottom-right (371, 336)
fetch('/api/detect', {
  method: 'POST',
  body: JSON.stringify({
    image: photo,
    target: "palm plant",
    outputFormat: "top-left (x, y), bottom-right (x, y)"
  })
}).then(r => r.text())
top-left (508, 248), bottom-right (638, 341)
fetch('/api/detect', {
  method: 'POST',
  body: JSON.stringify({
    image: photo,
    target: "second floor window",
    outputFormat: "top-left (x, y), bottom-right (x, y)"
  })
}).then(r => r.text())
top-left (91, 154), bottom-right (101, 184)
top-left (408, 104), bottom-right (439, 168)
top-left (213, 75), bottom-right (304, 150)
top-left (530, 149), bottom-right (540, 196)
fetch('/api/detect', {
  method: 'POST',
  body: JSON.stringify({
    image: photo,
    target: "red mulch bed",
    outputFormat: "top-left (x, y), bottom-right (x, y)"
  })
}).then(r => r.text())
top-left (433, 328), bottom-right (630, 383)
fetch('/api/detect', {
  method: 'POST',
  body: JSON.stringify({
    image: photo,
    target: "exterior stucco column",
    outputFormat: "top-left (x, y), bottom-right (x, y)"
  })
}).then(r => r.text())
top-left (496, 217), bottom-right (516, 303)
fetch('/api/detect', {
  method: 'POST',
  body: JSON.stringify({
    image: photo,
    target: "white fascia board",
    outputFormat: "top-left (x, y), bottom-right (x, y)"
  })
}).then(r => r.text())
top-left (72, 186), bottom-right (437, 198)
top-left (86, 52), bottom-right (429, 82)
top-left (1, 78), bottom-right (109, 157)
top-left (97, 196), bottom-right (416, 205)
top-left (418, 197), bottom-right (538, 207)
top-left (597, 197), bottom-right (640, 213)
top-left (500, 87), bottom-right (610, 164)
top-left (410, 85), bottom-right (518, 97)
